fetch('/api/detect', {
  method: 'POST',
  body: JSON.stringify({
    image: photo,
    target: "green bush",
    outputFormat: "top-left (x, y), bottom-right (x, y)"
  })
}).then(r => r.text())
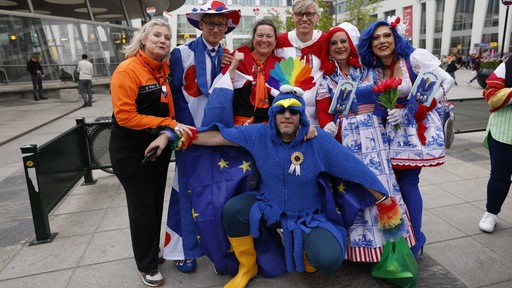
top-left (480, 59), bottom-right (502, 70)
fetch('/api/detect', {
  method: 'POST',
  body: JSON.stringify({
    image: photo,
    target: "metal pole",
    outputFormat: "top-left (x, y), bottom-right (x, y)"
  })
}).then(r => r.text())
top-left (120, 0), bottom-right (131, 27)
top-left (501, 5), bottom-right (510, 59)
top-left (85, 0), bottom-right (95, 22)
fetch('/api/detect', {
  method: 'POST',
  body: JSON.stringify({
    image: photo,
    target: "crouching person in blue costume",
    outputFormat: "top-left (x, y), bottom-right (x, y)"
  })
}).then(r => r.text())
top-left (146, 58), bottom-right (403, 288)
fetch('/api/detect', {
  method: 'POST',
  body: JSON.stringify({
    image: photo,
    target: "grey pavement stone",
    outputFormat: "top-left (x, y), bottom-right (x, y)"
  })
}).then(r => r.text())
top-left (0, 269), bottom-right (73, 288)
top-left (430, 203), bottom-right (498, 236)
top-left (52, 191), bottom-right (116, 215)
top-left (441, 179), bottom-right (487, 202)
top-left (422, 209), bottom-right (466, 243)
top-left (108, 188), bottom-right (128, 208)
top-left (67, 258), bottom-right (141, 288)
top-left (427, 237), bottom-right (512, 288)
top-left (482, 281), bottom-right (512, 288)
top-left (421, 183), bottom-right (466, 209)
top-left (78, 229), bottom-right (133, 266)
top-left (0, 234), bottom-right (90, 280)
top-left (96, 206), bottom-right (130, 232)
top-left (0, 244), bottom-right (22, 273)
top-left (473, 229), bottom-right (512, 263)
top-left (49, 210), bottom-right (105, 238)
top-left (420, 165), bottom-right (467, 186)
top-left (494, 198), bottom-right (512, 225)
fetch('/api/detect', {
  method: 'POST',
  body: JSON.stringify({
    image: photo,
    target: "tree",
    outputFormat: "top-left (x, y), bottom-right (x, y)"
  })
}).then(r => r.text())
top-left (317, 0), bottom-right (334, 32)
top-left (341, 0), bottom-right (381, 31)
top-left (276, 9), bottom-right (294, 33)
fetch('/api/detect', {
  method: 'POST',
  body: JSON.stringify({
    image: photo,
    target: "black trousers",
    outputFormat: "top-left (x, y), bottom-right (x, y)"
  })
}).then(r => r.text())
top-left (109, 126), bottom-right (172, 273)
top-left (486, 132), bottom-right (512, 215)
top-left (31, 74), bottom-right (43, 99)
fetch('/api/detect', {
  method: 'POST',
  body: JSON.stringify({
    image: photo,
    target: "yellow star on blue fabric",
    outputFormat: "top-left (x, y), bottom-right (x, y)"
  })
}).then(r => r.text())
top-left (192, 208), bottom-right (199, 221)
top-left (337, 181), bottom-right (346, 193)
top-left (218, 158), bottom-right (229, 170)
top-left (238, 160), bottom-right (252, 173)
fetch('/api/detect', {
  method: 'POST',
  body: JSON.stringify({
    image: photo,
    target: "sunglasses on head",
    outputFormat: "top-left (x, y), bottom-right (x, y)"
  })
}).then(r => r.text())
top-left (276, 108), bottom-right (300, 116)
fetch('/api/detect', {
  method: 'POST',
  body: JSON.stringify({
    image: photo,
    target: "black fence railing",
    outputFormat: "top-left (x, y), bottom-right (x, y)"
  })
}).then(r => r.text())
top-left (20, 118), bottom-right (112, 245)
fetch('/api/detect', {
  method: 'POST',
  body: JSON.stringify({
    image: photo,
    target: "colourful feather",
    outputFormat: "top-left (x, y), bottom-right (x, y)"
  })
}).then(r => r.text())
top-left (267, 57), bottom-right (316, 93)
top-left (281, 57), bottom-right (294, 81)
top-left (269, 61), bottom-right (287, 89)
top-left (375, 196), bottom-right (408, 241)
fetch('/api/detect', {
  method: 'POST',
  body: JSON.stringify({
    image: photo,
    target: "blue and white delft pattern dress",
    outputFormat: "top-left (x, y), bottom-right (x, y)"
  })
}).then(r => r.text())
top-left (317, 65), bottom-right (415, 262)
top-left (380, 49), bottom-right (451, 169)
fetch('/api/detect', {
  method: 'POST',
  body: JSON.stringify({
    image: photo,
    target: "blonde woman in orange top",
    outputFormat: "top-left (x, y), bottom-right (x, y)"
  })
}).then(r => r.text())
top-left (109, 19), bottom-right (194, 287)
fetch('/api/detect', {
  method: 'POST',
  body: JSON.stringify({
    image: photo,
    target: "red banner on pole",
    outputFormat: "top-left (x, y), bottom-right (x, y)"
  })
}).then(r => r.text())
top-left (403, 6), bottom-right (413, 37)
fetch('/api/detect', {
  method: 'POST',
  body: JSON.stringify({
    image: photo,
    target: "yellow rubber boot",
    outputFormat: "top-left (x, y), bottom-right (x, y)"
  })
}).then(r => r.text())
top-left (224, 236), bottom-right (258, 288)
top-left (304, 252), bottom-right (317, 273)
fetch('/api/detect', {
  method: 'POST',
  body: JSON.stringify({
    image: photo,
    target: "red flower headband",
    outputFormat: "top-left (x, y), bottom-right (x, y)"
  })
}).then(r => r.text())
top-left (387, 15), bottom-right (406, 37)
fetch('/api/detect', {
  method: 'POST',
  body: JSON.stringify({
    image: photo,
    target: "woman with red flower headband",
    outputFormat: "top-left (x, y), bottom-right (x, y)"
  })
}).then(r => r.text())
top-left (358, 16), bottom-right (454, 257)
top-left (316, 23), bottom-right (415, 263)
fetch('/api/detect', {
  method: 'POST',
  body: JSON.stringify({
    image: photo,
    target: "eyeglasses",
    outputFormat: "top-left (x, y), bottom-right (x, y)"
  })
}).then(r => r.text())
top-left (294, 12), bottom-right (316, 20)
top-left (202, 21), bottom-right (227, 31)
top-left (276, 108), bottom-right (300, 116)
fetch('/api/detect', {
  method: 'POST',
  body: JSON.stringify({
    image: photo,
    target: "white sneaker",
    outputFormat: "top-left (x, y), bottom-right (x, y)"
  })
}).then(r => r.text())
top-left (479, 212), bottom-right (498, 233)
top-left (140, 270), bottom-right (165, 287)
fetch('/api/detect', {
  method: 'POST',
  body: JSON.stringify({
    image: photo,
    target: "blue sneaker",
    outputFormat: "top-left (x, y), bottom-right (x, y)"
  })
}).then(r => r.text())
top-left (175, 258), bottom-right (196, 273)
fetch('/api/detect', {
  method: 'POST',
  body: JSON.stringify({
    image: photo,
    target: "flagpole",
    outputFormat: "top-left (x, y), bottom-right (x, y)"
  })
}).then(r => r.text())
top-left (501, 1), bottom-right (512, 59)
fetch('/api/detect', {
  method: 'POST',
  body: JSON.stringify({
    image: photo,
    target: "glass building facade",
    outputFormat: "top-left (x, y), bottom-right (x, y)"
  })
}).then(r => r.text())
top-left (0, 13), bottom-right (136, 84)
top-left (0, 0), bottom-right (184, 85)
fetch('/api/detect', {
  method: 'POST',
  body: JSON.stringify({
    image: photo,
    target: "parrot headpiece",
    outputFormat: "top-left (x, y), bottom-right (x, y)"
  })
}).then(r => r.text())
top-left (267, 57), bottom-right (316, 143)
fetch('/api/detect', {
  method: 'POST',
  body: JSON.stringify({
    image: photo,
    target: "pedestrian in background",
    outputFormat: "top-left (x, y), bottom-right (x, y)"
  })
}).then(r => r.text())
top-left (445, 56), bottom-right (459, 85)
top-left (468, 53), bottom-right (481, 85)
top-left (479, 56), bottom-right (512, 233)
top-left (26, 53), bottom-right (47, 101)
top-left (77, 54), bottom-right (93, 107)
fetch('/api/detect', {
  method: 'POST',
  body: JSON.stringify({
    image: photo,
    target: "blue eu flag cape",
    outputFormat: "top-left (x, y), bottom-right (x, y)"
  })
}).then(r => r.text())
top-left (164, 72), bottom-right (286, 276)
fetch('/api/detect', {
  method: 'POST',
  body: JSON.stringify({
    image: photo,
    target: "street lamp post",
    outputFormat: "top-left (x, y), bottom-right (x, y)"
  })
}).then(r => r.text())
top-left (501, 0), bottom-right (512, 59)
